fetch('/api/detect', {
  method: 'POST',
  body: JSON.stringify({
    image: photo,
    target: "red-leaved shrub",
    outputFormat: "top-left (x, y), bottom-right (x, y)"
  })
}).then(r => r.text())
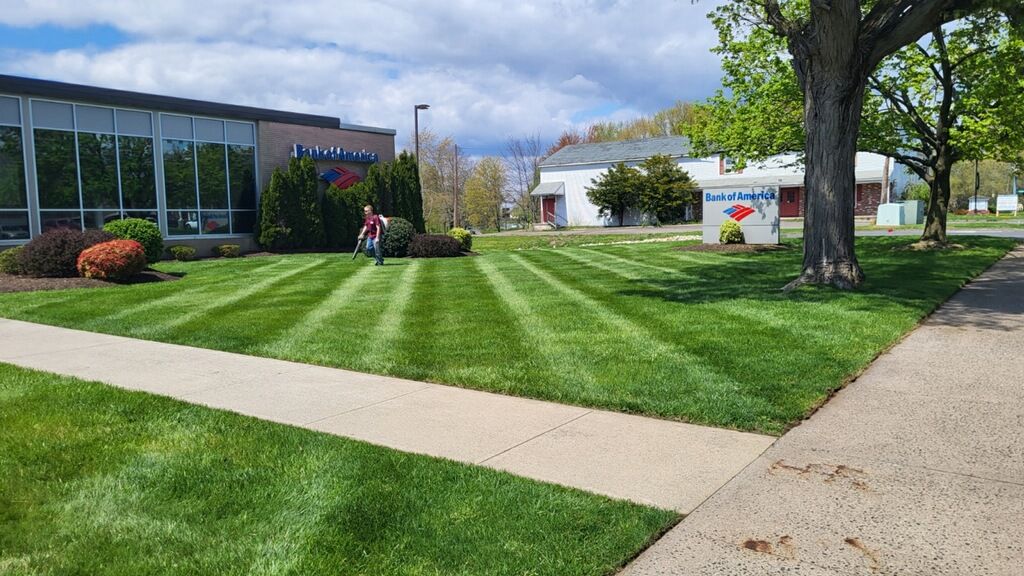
top-left (18, 228), bottom-right (114, 277)
top-left (76, 239), bottom-right (147, 281)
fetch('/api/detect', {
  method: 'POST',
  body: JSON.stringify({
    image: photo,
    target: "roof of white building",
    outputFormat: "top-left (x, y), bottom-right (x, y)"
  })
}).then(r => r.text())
top-left (539, 136), bottom-right (690, 168)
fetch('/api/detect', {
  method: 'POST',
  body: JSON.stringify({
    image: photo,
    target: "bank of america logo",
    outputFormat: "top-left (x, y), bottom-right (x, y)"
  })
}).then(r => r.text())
top-left (723, 204), bottom-right (755, 222)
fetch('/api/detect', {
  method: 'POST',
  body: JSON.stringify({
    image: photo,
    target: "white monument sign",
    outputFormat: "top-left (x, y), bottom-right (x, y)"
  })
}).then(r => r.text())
top-left (702, 186), bottom-right (780, 244)
top-left (996, 194), bottom-right (1018, 213)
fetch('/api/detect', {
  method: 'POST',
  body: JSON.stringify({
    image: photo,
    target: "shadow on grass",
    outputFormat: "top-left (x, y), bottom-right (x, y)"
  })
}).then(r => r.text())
top-left (617, 237), bottom-right (1017, 318)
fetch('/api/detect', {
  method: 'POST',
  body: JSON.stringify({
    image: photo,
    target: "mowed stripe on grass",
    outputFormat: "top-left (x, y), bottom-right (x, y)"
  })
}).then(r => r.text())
top-left (0, 237), bottom-right (1014, 434)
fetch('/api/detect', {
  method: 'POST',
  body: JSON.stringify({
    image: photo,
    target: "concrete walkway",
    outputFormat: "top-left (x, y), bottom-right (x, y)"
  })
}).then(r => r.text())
top-left (622, 246), bottom-right (1024, 574)
top-left (0, 318), bottom-right (772, 513)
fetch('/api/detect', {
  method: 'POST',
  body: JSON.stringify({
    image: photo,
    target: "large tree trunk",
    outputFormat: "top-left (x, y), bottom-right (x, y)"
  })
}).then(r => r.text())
top-left (921, 159), bottom-right (952, 244)
top-left (785, 1), bottom-right (868, 291)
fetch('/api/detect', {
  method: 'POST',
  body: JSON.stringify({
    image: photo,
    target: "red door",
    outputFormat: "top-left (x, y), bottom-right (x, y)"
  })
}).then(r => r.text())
top-left (542, 197), bottom-right (556, 223)
top-left (780, 187), bottom-right (801, 217)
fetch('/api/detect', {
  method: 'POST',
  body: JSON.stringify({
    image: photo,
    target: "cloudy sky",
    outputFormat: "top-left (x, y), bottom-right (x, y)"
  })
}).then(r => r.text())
top-left (0, 1), bottom-right (725, 155)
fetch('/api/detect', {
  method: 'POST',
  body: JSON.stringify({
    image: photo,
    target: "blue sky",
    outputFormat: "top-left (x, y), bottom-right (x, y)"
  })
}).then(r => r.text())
top-left (0, 1), bottom-right (726, 156)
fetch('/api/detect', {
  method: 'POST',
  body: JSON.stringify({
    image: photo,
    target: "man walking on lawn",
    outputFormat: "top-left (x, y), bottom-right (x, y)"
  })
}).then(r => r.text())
top-left (358, 204), bottom-right (385, 266)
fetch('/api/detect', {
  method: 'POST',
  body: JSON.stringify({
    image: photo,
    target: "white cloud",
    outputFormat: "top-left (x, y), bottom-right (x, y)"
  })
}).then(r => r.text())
top-left (0, 1), bottom-right (726, 154)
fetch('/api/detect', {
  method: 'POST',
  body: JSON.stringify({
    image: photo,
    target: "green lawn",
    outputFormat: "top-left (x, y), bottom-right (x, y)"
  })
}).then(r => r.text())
top-left (0, 236), bottom-right (1015, 435)
top-left (472, 231), bottom-right (694, 252)
top-left (0, 363), bottom-right (675, 575)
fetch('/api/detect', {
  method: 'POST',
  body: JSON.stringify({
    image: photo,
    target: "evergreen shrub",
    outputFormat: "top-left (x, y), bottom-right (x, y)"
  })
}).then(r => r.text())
top-left (103, 218), bottom-right (163, 263)
top-left (323, 182), bottom-right (373, 249)
top-left (447, 227), bottom-right (472, 251)
top-left (212, 244), bottom-right (241, 258)
top-left (719, 220), bottom-right (745, 244)
top-left (382, 217), bottom-right (415, 257)
top-left (168, 245), bottom-right (196, 261)
top-left (0, 246), bottom-right (24, 275)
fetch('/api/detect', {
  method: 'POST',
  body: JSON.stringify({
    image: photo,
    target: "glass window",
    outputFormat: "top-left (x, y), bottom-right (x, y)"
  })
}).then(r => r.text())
top-left (161, 114), bottom-right (193, 140)
top-left (82, 210), bottom-right (120, 230)
top-left (0, 127), bottom-right (26, 209)
top-left (116, 110), bottom-right (152, 137)
top-left (162, 139), bottom-right (196, 210)
top-left (195, 118), bottom-right (224, 142)
top-left (226, 121), bottom-right (254, 145)
top-left (34, 129), bottom-right (80, 209)
top-left (197, 142), bottom-right (228, 209)
top-left (40, 211), bottom-right (82, 232)
top-left (166, 209), bottom-right (198, 236)
top-left (0, 96), bottom-right (19, 126)
top-left (228, 144), bottom-right (256, 209)
top-left (231, 210), bottom-right (256, 234)
top-left (78, 133), bottom-right (119, 209)
top-left (0, 211), bottom-right (29, 240)
top-left (201, 210), bottom-right (229, 235)
top-left (119, 136), bottom-right (156, 209)
top-left (32, 101), bottom-right (74, 130)
top-left (123, 210), bottom-right (158, 224)
top-left (76, 105), bottom-right (115, 133)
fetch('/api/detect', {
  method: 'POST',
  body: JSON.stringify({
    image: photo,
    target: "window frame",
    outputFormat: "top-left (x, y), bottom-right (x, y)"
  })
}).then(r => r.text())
top-left (0, 94), bottom-right (31, 244)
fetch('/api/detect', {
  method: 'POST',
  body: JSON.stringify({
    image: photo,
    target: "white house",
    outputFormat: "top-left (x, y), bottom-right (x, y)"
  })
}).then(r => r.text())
top-left (533, 136), bottom-right (890, 227)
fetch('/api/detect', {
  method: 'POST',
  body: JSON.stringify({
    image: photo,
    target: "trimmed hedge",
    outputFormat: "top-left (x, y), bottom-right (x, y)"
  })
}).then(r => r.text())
top-left (212, 244), bottom-right (241, 258)
top-left (76, 239), bottom-right (147, 281)
top-left (17, 228), bottom-right (114, 278)
top-left (382, 217), bottom-right (415, 257)
top-left (407, 234), bottom-right (463, 258)
top-left (719, 220), bottom-right (745, 244)
top-left (104, 218), bottom-right (163, 263)
top-left (447, 227), bottom-right (472, 251)
top-left (0, 246), bottom-right (24, 275)
top-left (168, 245), bottom-right (196, 261)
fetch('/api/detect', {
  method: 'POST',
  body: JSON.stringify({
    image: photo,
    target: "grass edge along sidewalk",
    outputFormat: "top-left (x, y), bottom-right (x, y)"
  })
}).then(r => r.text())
top-left (0, 362), bottom-right (678, 576)
top-left (0, 236), bottom-right (1016, 436)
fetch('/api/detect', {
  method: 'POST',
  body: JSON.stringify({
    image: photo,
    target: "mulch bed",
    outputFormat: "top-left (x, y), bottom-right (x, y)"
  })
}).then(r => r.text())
top-left (674, 243), bottom-right (791, 254)
top-left (0, 270), bottom-right (180, 294)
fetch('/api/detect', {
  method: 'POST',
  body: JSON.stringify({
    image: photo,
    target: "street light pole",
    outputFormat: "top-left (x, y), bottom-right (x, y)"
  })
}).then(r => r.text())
top-left (453, 143), bottom-right (459, 228)
top-left (414, 104), bottom-right (430, 173)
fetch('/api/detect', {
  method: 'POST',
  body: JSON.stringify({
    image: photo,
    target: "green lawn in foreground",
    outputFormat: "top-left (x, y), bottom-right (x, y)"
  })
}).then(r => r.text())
top-left (0, 363), bottom-right (675, 575)
top-left (0, 236), bottom-right (1015, 435)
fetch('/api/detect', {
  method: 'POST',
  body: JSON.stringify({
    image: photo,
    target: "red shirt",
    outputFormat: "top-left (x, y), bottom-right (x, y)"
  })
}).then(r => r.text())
top-left (364, 215), bottom-right (381, 238)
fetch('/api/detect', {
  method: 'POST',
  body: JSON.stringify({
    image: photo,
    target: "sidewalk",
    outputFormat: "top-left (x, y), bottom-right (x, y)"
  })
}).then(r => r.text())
top-left (622, 247), bottom-right (1024, 574)
top-left (0, 317), bottom-right (772, 513)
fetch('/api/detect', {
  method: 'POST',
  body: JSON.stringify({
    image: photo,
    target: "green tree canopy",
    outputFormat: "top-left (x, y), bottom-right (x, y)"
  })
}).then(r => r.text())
top-left (585, 162), bottom-right (641, 227)
top-left (687, 0), bottom-right (1024, 289)
top-left (637, 154), bottom-right (698, 223)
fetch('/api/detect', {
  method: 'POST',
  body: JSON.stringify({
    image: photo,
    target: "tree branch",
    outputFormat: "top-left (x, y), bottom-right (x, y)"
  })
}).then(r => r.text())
top-left (863, 0), bottom-right (974, 70)
top-left (868, 74), bottom-right (938, 146)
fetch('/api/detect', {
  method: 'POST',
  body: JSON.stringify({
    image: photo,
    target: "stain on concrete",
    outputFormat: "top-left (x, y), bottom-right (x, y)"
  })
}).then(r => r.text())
top-left (742, 539), bottom-right (773, 554)
top-left (769, 459), bottom-right (871, 491)
top-left (844, 536), bottom-right (881, 572)
top-left (741, 535), bottom-right (798, 560)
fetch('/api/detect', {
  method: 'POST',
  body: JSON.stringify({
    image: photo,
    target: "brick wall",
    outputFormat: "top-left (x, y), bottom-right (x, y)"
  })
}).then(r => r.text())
top-left (783, 183), bottom-right (881, 218)
top-left (855, 183), bottom-right (882, 216)
top-left (257, 121), bottom-right (396, 191)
